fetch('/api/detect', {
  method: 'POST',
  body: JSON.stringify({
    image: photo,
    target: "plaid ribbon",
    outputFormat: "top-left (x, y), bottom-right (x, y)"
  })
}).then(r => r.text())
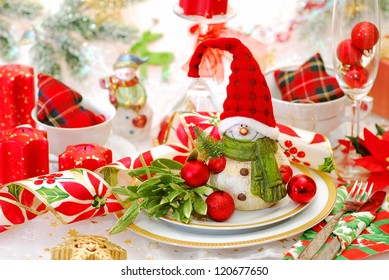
top-left (274, 53), bottom-right (344, 103)
top-left (37, 74), bottom-right (104, 128)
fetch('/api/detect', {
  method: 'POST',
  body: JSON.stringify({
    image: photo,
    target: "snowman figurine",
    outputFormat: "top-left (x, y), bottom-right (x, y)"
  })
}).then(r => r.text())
top-left (187, 37), bottom-right (291, 211)
top-left (99, 51), bottom-right (153, 142)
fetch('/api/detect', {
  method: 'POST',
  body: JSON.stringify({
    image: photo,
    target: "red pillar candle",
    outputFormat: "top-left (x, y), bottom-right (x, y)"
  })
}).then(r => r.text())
top-left (0, 65), bottom-right (35, 131)
top-left (58, 144), bottom-right (113, 171)
top-left (179, 0), bottom-right (228, 18)
top-left (0, 125), bottom-right (49, 184)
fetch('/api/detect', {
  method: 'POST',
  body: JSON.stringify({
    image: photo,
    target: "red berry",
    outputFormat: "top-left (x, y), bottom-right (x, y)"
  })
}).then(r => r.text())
top-left (297, 151), bottom-right (306, 158)
top-left (208, 156), bottom-right (227, 174)
top-left (287, 174), bottom-right (317, 204)
top-left (289, 147), bottom-right (298, 154)
top-left (279, 165), bottom-right (293, 184)
top-left (351, 21), bottom-right (379, 50)
top-left (205, 191), bottom-right (235, 222)
top-left (336, 39), bottom-right (363, 65)
top-left (344, 65), bottom-right (369, 88)
top-left (284, 140), bottom-right (293, 148)
top-left (180, 160), bottom-right (210, 188)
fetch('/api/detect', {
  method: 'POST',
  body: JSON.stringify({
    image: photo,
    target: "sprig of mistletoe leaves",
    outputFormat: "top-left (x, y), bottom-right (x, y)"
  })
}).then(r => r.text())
top-left (109, 156), bottom-right (215, 235)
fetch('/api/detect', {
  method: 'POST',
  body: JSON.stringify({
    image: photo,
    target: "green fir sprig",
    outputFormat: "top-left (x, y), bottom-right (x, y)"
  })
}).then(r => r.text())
top-left (193, 125), bottom-right (224, 161)
top-left (109, 157), bottom-right (215, 235)
top-left (29, 0), bottom-right (143, 79)
top-left (0, 0), bottom-right (43, 61)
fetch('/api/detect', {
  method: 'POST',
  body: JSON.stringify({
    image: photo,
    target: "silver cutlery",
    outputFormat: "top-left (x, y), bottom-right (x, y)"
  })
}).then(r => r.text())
top-left (298, 181), bottom-right (373, 260)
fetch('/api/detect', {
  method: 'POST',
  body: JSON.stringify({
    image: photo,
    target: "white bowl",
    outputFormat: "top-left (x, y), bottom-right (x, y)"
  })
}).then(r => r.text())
top-left (31, 97), bottom-right (116, 156)
top-left (264, 65), bottom-right (349, 135)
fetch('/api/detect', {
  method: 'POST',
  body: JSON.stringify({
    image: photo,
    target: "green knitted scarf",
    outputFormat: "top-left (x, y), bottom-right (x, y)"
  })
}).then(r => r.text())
top-left (221, 136), bottom-right (286, 203)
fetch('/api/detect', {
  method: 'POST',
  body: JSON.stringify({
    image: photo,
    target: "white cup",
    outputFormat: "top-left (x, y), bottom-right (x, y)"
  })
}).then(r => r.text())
top-left (265, 66), bottom-right (373, 137)
top-left (31, 96), bottom-right (116, 156)
top-left (288, 99), bottom-right (316, 131)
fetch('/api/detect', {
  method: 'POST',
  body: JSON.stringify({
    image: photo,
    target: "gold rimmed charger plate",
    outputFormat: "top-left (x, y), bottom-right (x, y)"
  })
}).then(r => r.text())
top-left (116, 165), bottom-right (336, 249)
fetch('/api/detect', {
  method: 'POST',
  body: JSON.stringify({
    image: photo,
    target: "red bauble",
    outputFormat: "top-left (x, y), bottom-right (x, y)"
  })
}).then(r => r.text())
top-left (336, 39), bottom-right (363, 65)
top-left (279, 165), bottom-right (293, 184)
top-left (206, 191), bottom-right (235, 222)
top-left (287, 174), bottom-right (317, 204)
top-left (180, 159), bottom-right (210, 188)
top-left (344, 65), bottom-right (369, 88)
top-left (351, 21), bottom-right (379, 50)
top-left (208, 156), bottom-right (226, 174)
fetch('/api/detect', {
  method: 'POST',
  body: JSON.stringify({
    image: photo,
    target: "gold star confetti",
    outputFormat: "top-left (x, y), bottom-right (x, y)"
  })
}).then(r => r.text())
top-left (67, 229), bottom-right (79, 236)
top-left (50, 222), bottom-right (58, 228)
top-left (147, 242), bottom-right (161, 250)
top-left (124, 239), bottom-right (132, 244)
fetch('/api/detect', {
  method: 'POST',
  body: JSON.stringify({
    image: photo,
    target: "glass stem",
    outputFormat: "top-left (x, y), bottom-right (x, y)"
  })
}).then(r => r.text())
top-left (351, 99), bottom-right (362, 139)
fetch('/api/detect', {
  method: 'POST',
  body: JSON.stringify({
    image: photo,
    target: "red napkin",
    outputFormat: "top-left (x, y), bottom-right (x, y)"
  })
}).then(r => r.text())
top-left (37, 74), bottom-right (105, 128)
top-left (274, 53), bottom-right (344, 102)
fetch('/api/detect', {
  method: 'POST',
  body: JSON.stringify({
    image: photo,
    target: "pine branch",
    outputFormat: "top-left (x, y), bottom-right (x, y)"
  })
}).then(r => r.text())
top-left (0, 20), bottom-right (16, 60)
top-left (30, 41), bottom-right (62, 79)
top-left (193, 126), bottom-right (223, 161)
top-left (0, 0), bottom-right (43, 19)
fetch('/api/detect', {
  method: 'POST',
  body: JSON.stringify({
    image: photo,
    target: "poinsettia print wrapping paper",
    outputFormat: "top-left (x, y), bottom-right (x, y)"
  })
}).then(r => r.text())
top-left (0, 143), bottom-right (190, 233)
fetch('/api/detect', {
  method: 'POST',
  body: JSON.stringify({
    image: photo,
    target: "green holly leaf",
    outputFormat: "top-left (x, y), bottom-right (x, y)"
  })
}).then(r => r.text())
top-left (318, 156), bottom-right (335, 173)
top-left (101, 167), bottom-right (119, 186)
top-left (36, 185), bottom-right (70, 204)
top-left (7, 184), bottom-right (23, 200)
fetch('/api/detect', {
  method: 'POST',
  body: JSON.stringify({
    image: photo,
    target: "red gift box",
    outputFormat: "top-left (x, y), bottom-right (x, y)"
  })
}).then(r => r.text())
top-left (0, 65), bottom-right (35, 131)
top-left (179, 0), bottom-right (228, 18)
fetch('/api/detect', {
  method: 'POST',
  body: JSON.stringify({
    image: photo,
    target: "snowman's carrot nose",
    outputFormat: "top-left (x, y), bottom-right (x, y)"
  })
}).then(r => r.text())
top-left (239, 127), bottom-right (249, 136)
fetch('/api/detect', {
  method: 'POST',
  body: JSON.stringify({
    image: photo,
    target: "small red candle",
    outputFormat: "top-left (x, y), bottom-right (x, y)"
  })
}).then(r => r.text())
top-left (0, 125), bottom-right (49, 184)
top-left (58, 144), bottom-right (112, 171)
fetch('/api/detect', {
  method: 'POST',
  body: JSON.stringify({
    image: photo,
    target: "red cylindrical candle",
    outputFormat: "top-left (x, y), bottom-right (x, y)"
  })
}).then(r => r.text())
top-left (0, 125), bottom-right (49, 184)
top-left (58, 144), bottom-right (113, 171)
top-left (0, 65), bottom-right (35, 131)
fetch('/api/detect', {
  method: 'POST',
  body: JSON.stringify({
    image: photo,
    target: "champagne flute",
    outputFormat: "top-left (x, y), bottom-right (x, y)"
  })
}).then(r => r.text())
top-left (332, 0), bottom-right (381, 180)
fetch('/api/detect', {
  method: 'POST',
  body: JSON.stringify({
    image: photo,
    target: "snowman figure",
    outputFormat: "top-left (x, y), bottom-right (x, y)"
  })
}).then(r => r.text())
top-left (187, 37), bottom-right (290, 211)
top-left (99, 51), bottom-right (153, 142)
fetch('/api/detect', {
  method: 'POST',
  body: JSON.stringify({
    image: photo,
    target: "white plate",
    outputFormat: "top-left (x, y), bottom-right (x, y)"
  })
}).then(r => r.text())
top-left (117, 165), bottom-right (337, 248)
top-left (159, 164), bottom-right (313, 234)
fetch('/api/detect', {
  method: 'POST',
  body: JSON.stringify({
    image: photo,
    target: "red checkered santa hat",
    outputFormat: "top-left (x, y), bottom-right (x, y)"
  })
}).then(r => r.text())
top-left (187, 37), bottom-right (278, 139)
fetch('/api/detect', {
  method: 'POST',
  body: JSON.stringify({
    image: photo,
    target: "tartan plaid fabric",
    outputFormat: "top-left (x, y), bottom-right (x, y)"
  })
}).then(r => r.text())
top-left (37, 74), bottom-right (105, 128)
top-left (274, 53), bottom-right (344, 102)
